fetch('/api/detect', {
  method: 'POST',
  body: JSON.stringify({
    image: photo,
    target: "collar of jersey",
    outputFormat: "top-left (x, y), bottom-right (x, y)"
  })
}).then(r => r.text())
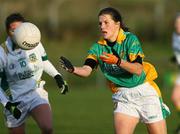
top-left (97, 29), bottom-right (126, 45)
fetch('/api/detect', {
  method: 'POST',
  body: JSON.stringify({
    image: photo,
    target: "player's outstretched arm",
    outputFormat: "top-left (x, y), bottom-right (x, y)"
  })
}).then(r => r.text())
top-left (73, 66), bottom-right (92, 77)
top-left (42, 60), bottom-right (69, 94)
top-left (59, 56), bottom-right (92, 77)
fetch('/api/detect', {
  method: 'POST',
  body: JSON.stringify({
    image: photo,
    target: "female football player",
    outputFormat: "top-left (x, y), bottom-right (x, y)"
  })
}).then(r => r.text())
top-left (0, 13), bottom-right (68, 134)
top-left (60, 7), bottom-right (170, 134)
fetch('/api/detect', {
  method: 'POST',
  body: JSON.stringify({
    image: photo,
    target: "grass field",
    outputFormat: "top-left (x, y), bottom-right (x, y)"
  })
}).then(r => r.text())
top-left (0, 39), bottom-right (179, 134)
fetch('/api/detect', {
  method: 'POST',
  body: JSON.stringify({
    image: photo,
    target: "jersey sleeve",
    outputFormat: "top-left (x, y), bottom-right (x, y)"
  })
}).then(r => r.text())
top-left (85, 44), bottom-right (99, 68)
top-left (43, 60), bottom-right (60, 77)
top-left (36, 43), bottom-right (60, 77)
top-left (127, 35), bottom-right (145, 62)
top-left (37, 42), bottom-right (48, 61)
top-left (84, 58), bottom-right (98, 69)
top-left (86, 44), bottom-right (99, 62)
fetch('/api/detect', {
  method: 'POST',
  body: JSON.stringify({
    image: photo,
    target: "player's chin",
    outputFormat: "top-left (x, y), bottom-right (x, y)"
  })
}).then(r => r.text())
top-left (103, 36), bottom-right (112, 41)
top-left (101, 33), bottom-right (109, 40)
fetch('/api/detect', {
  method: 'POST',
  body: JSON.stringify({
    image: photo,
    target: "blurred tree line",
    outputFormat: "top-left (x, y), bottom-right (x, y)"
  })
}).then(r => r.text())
top-left (0, 0), bottom-right (180, 42)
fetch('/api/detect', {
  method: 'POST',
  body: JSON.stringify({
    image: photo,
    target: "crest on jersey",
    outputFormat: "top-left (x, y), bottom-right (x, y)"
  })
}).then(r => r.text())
top-left (29, 53), bottom-right (37, 62)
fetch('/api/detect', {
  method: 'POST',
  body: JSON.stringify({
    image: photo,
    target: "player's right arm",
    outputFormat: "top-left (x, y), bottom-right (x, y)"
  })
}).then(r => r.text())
top-left (0, 47), bottom-right (9, 106)
top-left (59, 43), bottom-right (98, 77)
top-left (73, 65), bottom-right (92, 77)
top-left (0, 46), bottom-right (21, 119)
top-left (59, 56), bottom-right (97, 77)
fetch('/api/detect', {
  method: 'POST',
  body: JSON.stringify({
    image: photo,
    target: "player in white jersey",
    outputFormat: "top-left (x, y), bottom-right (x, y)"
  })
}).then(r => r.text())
top-left (0, 13), bottom-right (68, 134)
top-left (171, 13), bottom-right (180, 64)
top-left (171, 13), bottom-right (180, 134)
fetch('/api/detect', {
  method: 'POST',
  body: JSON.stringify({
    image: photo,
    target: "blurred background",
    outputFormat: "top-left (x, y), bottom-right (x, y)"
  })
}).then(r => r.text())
top-left (0, 0), bottom-right (180, 133)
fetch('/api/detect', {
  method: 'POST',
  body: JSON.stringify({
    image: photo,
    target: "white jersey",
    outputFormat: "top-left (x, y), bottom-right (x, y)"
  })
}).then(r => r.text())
top-left (172, 33), bottom-right (180, 52)
top-left (172, 33), bottom-right (180, 64)
top-left (0, 37), bottom-right (59, 102)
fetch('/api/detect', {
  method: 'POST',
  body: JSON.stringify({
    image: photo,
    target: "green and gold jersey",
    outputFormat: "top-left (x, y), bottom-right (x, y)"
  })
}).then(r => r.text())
top-left (86, 29), bottom-right (146, 89)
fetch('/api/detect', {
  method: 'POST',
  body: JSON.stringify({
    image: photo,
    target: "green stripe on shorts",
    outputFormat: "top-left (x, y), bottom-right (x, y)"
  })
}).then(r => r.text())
top-left (159, 98), bottom-right (170, 119)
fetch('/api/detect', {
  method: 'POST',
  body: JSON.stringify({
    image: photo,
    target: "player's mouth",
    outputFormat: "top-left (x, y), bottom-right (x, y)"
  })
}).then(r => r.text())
top-left (101, 31), bottom-right (108, 36)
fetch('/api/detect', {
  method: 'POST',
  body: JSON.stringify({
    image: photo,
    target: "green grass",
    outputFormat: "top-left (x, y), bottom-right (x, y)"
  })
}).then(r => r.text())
top-left (0, 85), bottom-right (177, 134)
top-left (0, 39), bottom-right (179, 133)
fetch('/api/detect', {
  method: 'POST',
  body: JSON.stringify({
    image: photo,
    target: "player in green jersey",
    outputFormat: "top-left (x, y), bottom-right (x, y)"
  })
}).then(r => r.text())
top-left (60, 7), bottom-right (170, 134)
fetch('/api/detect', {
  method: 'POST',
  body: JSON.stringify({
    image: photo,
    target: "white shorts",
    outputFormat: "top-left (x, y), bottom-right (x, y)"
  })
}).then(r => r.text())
top-left (4, 87), bottom-right (49, 128)
top-left (175, 52), bottom-right (180, 65)
top-left (112, 82), bottom-right (170, 123)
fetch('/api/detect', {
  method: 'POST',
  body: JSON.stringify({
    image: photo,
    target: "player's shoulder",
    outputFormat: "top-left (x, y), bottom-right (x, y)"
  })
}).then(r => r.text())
top-left (33, 42), bottom-right (44, 50)
top-left (90, 42), bottom-right (102, 49)
top-left (0, 41), bottom-right (8, 64)
top-left (0, 41), bottom-right (8, 55)
top-left (125, 31), bottom-right (139, 41)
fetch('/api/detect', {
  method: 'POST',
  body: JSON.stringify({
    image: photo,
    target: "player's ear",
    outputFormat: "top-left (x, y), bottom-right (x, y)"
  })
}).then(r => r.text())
top-left (116, 21), bottom-right (120, 28)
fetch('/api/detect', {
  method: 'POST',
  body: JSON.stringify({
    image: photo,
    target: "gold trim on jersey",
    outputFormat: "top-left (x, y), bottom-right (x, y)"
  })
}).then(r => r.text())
top-left (86, 54), bottom-right (98, 62)
top-left (143, 62), bottom-right (158, 81)
top-left (97, 29), bottom-right (126, 45)
top-left (129, 53), bottom-right (145, 62)
top-left (107, 62), bottom-right (162, 96)
top-left (148, 81), bottom-right (162, 97)
top-left (143, 62), bottom-right (162, 97)
top-left (107, 80), bottom-right (119, 93)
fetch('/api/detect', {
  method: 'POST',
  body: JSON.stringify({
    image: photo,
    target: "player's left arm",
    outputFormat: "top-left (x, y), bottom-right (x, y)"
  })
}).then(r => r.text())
top-left (38, 43), bottom-right (68, 94)
top-left (100, 35), bottom-right (144, 76)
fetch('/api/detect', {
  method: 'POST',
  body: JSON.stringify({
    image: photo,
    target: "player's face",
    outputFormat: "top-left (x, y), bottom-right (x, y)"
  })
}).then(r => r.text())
top-left (99, 14), bottom-right (120, 42)
top-left (175, 17), bottom-right (180, 34)
top-left (8, 21), bottom-right (22, 37)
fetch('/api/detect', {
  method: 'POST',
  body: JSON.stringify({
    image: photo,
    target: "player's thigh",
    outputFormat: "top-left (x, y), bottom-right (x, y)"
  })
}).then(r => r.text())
top-left (30, 104), bottom-right (52, 129)
top-left (8, 123), bottom-right (25, 134)
top-left (114, 112), bottom-right (139, 134)
top-left (146, 119), bottom-right (167, 134)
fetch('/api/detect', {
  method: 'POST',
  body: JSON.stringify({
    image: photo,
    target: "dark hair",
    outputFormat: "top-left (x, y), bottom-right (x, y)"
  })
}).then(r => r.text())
top-left (98, 7), bottom-right (129, 31)
top-left (5, 13), bottom-right (25, 32)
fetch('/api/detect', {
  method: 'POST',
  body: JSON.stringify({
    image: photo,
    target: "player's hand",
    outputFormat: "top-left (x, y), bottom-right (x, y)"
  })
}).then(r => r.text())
top-left (59, 56), bottom-right (74, 73)
top-left (54, 74), bottom-right (68, 94)
top-left (5, 102), bottom-right (22, 119)
top-left (100, 52), bottom-right (121, 65)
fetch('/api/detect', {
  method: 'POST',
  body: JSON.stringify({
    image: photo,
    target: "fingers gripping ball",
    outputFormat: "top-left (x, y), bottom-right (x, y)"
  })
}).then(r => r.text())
top-left (59, 56), bottom-right (74, 73)
top-left (13, 22), bottom-right (41, 50)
